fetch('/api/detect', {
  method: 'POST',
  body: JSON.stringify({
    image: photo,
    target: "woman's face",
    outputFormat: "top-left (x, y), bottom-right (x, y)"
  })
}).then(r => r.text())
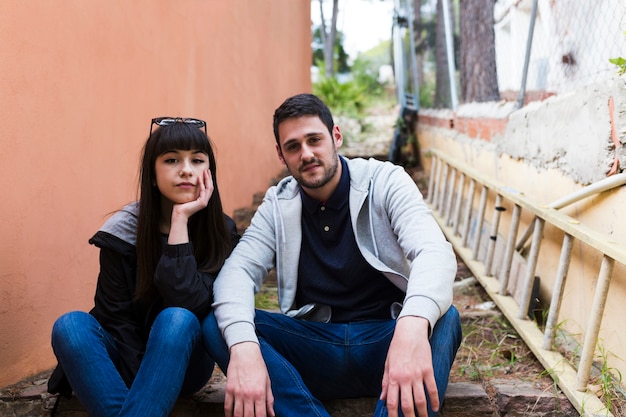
top-left (154, 149), bottom-right (210, 205)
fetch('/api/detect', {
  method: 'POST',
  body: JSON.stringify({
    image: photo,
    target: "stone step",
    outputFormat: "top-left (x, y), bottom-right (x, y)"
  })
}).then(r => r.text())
top-left (1, 373), bottom-right (576, 417)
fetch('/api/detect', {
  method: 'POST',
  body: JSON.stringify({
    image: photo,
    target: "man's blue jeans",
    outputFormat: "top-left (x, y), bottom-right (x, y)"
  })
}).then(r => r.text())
top-left (51, 307), bottom-right (214, 417)
top-left (203, 306), bottom-right (461, 417)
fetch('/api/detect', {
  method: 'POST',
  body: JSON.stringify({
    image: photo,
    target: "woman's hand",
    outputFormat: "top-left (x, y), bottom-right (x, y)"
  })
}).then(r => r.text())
top-left (168, 170), bottom-right (213, 244)
top-left (174, 170), bottom-right (213, 218)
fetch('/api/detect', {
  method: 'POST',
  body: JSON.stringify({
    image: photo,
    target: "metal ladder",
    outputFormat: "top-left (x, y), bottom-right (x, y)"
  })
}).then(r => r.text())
top-left (426, 149), bottom-right (626, 417)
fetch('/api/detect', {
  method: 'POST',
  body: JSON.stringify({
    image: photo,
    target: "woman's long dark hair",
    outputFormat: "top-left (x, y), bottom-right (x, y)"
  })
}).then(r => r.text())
top-left (134, 122), bottom-right (231, 301)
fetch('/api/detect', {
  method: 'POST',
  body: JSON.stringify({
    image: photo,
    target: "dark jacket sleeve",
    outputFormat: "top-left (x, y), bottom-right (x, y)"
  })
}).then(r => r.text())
top-left (48, 214), bottom-right (240, 395)
top-left (90, 244), bottom-right (148, 386)
top-left (153, 215), bottom-right (240, 319)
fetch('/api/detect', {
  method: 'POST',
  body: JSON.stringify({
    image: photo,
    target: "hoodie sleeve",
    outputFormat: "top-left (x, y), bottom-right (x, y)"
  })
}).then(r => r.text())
top-left (212, 189), bottom-right (282, 348)
top-left (377, 162), bottom-right (456, 330)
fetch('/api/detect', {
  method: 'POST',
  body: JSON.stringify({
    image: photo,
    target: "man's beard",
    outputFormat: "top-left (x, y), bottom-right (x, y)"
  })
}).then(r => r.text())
top-left (291, 154), bottom-right (339, 190)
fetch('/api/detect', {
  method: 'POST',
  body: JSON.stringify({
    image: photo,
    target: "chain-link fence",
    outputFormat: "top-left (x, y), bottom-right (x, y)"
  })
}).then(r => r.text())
top-left (495, 0), bottom-right (626, 97)
top-left (424, 0), bottom-right (626, 107)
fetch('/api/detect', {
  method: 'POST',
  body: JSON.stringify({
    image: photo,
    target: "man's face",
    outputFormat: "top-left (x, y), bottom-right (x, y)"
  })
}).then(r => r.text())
top-left (275, 115), bottom-right (343, 197)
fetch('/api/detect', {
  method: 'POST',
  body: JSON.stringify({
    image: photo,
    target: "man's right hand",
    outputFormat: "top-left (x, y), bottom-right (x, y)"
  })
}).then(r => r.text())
top-left (225, 342), bottom-right (275, 417)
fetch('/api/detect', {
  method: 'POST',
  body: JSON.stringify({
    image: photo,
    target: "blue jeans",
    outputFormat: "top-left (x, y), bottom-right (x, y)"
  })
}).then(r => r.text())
top-left (202, 306), bottom-right (462, 417)
top-left (51, 307), bottom-right (214, 417)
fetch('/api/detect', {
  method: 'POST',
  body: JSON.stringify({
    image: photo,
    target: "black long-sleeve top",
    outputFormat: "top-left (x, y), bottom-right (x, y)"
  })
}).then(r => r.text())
top-left (48, 203), bottom-right (239, 396)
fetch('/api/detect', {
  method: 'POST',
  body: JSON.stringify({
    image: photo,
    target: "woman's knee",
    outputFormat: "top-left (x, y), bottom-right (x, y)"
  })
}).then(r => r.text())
top-left (52, 311), bottom-right (95, 337)
top-left (151, 307), bottom-right (201, 349)
top-left (155, 307), bottom-right (199, 332)
top-left (51, 311), bottom-right (98, 351)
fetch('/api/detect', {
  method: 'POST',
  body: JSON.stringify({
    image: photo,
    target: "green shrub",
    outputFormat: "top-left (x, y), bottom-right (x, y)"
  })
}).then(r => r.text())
top-left (350, 57), bottom-right (386, 98)
top-left (313, 76), bottom-right (367, 119)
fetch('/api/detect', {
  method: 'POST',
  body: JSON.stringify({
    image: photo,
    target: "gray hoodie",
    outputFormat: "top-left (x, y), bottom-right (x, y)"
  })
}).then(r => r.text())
top-left (213, 156), bottom-right (456, 348)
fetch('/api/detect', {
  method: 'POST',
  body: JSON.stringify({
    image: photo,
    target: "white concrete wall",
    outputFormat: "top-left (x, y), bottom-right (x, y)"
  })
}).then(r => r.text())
top-left (416, 72), bottom-right (626, 397)
top-left (497, 75), bottom-right (626, 185)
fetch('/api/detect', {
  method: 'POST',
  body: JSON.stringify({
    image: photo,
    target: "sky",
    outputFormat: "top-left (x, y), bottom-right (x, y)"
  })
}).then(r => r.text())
top-left (311, 0), bottom-right (395, 58)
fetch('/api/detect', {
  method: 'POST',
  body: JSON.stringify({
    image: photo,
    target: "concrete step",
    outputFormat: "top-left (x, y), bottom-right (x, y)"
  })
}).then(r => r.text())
top-left (1, 370), bottom-right (577, 417)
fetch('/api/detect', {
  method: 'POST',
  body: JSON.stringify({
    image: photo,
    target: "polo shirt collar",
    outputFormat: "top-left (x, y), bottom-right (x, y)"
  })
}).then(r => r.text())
top-left (301, 156), bottom-right (349, 213)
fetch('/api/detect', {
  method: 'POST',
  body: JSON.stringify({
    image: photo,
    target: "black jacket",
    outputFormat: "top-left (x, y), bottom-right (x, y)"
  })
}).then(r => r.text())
top-left (48, 203), bottom-right (239, 396)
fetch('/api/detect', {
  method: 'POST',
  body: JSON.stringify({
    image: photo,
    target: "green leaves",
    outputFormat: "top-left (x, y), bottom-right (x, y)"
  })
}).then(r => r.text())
top-left (312, 76), bottom-right (367, 118)
top-left (609, 57), bottom-right (626, 75)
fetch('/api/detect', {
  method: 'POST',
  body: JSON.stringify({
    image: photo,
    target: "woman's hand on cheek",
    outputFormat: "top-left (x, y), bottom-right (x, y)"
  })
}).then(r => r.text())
top-left (202, 169), bottom-right (215, 203)
top-left (172, 170), bottom-right (213, 221)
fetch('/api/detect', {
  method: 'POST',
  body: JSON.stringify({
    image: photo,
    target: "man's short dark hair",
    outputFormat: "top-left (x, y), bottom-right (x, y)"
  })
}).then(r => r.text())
top-left (273, 93), bottom-right (335, 145)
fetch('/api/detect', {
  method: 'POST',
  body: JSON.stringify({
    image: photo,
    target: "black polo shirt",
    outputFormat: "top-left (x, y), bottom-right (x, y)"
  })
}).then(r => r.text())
top-left (295, 157), bottom-right (404, 322)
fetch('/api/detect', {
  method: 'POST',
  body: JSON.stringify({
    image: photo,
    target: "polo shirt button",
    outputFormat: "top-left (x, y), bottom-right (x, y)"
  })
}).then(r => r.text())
top-left (323, 226), bottom-right (330, 232)
top-left (320, 206), bottom-right (326, 211)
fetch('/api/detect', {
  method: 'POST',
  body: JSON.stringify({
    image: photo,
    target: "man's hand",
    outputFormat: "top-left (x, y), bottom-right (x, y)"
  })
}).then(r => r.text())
top-left (380, 316), bottom-right (437, 417)
top-left (225, 342), bottom-right (275, 417)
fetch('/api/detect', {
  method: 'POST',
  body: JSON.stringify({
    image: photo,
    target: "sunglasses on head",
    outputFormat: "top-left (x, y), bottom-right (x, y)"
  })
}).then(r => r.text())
top-left (150, 117), bottom-right (207, 137)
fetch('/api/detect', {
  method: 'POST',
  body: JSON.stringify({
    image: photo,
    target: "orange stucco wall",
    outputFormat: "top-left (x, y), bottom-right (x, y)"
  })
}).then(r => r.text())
top-left (0, 1), bottom-right (311, 388)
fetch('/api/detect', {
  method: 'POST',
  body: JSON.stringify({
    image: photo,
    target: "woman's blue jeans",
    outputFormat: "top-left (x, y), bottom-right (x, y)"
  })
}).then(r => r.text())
top-left (51, 307), bottom-right (214, 417)
top-left (202, 306), bottom-right (462, 417)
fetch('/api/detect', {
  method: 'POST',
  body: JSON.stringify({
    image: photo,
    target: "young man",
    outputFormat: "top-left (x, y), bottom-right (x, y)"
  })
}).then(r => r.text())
top-left (204, 93), bottom-right (462, 417)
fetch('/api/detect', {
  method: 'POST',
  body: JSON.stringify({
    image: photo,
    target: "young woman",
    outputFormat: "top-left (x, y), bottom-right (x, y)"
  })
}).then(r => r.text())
top-left (48, 117), bottom-right (239, 417)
